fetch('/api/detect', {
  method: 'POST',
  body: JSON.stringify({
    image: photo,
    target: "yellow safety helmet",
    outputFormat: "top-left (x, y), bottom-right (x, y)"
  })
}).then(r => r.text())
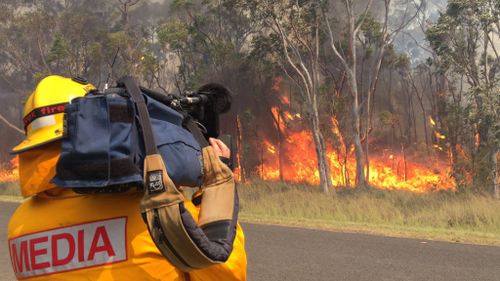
top-left (11, 75), bottom-right (96, 154)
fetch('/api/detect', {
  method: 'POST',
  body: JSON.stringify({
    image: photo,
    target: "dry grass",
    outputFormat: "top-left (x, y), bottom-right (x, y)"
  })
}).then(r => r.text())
top-left (238, 181), bottom-right (500, 245)
top-left (0, 182), bottom-right (22, 202)
top-left (0, 182), bottom-right (21, 196)
top-left (2, 180), bottom-right (499, 245)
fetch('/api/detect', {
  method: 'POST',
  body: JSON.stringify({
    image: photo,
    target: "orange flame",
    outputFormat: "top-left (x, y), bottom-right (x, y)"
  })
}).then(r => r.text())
top-left (429, 116), bottom-right (436, 127)
top-left (474, 124), bottom-right (480, 148)
top-left (256, 81), bottom-right (455, 192)
top-left (433, 144), bottom-right (444, 151)
top-left (280, 95), bottom-right (290, 105)
top-left (258, 124), bottom-right (455, 192)
top-left (264, 140), bottom-right (277, 154)
top-left (0, 156), bottom-right (19, 183)
top-left (435, 131), bottom-right (446, 140)
top-left (233, 166), bottom-right (241, 182)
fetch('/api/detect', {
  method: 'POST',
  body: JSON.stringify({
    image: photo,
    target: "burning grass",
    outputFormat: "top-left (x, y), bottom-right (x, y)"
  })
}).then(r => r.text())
top-left (249, 80), bottom-right (457, 192)
top-left (254, 109), bottom-right (456, 192)
top-left (238, 181), bottom-right (500, 245)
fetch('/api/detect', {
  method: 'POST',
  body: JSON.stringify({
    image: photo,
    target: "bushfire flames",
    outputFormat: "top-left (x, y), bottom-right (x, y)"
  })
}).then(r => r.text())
top-left (0, 156), bottom-right (18, 183)
top-left (257, 123), bottom-right (455, 192)
top-left (254, 81), bottom-right (455, 193)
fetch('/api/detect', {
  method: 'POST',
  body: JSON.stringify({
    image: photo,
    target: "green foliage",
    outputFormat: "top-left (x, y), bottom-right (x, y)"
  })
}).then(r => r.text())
top-left (88, 42), bottom-right (103, 62)
top-left (157, 20), bottom-right (190, 49)
top-left (249, 33), bottom-right (281, 64)
top-left (393, 53), bottom-right (410, 70)
top-left (172, 0), bottom-right (194, 9)
top-left (425, 0), bottom-right (500, 194)
top-left (359, 13), bottom-right (384, 49)
top-left (153, 0), bottom-right (257, 89)
top-left (108, 31), bottom-right (133, 50)
top-left (426, 15), bottom-right (452, 56)
top-left (0, 0), bottom-right (494, 196)
top-left (378, 111), bottom-right (399, 127)
top-left (0, 0), bottom-right (132, 90)
top-left (47, 33), bottom-right (69, 63)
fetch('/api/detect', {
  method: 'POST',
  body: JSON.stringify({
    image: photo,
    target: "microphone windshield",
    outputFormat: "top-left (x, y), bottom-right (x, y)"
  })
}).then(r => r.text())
top-left (197, 83), bottom-right (232, 114)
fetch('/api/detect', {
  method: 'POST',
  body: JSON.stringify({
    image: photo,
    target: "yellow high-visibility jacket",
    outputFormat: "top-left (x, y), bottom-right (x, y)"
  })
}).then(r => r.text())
top-left (7, 143), bottom-right (247, 281)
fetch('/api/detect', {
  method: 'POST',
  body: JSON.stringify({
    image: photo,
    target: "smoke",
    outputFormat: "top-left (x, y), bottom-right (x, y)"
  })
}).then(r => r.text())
top-left (392, 0), bottom-right (448, 64)
top-left (129, 0), bottom-right (173, 25)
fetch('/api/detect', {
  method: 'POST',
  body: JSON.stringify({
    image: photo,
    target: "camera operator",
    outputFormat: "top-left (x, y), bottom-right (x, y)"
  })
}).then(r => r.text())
top-left (7, 75), bottom-right (247, 281)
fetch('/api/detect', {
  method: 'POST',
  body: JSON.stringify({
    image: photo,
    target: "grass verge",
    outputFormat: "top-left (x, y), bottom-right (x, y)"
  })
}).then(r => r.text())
top-left (3, 180), bottom-right (499, 245)
top-left (0, 182), bottom-right (22, 202)
top-left (0, 195), bottom-right (22, 203)
top-left (238, 181), bottom-right (500, 246)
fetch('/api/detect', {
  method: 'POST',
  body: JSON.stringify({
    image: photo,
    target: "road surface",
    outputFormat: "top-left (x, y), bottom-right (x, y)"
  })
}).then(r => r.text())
top-left (1, 201), bottom-right (499, 281)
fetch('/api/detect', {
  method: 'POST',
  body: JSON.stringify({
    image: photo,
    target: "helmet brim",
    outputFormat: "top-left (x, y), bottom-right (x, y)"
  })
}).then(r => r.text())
top-left (11, 114), bottom-right (64, 154)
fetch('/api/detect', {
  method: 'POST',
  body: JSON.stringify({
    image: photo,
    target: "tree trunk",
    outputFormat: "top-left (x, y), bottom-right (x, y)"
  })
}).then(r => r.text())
top-left (236, 114), bottom-right (246, 182)
top-left (269, 105), bottom-right (285, 182)
top-left (388, 71), bottom-right (397, 147)
top-left (260, 140), bottom-right (264, 178)
top-left (492, 144), bottom-right (499, 199)
top-left (421, 103), bottom-right (429, 154)
top-left (410, 97), bottom-right (418, 145)
top-left (343, 143), bottom-right (350, 187)
top-left (401, 142), bottom-right (408, 181)
top-left (310, 104), bottom-right (333, 194)
top-left (348, 71), bottom-right (366, 187)
top-left (364, 49), bottom-right (385, 184)
top-left (450, 143), bottom-right (462, 190)
top-left (411, 76), bottom-right (430, 154)
top-left (277, 109), bottom-right (284, 182)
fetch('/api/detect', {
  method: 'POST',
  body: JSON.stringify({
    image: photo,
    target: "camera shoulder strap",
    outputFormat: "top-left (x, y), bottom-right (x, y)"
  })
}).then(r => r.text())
top-left (184, 117), bottom-right (210, 148)
top-left (117, 76), bottom-right (157, 156)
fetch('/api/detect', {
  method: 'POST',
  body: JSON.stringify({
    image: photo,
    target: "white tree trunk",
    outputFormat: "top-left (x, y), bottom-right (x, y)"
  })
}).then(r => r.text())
top-left (492, 144), bottom-right (499, 199)
top-left (347, 70), bottom-right (366, 187)
top-left (310, 103), bottom-right (333, 193)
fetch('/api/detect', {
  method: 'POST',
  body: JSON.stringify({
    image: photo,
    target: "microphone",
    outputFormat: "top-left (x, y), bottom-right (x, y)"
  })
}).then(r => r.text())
top-left (188, 83), bottom-right (232, 139)
top-left (180, 95), bottom-right (210, 105)
top-left (197, 83), bottom-right (232, 113)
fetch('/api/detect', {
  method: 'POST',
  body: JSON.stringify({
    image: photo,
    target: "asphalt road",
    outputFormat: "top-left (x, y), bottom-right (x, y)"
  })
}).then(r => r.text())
top-left (1, 201), bottom-right (500, 281)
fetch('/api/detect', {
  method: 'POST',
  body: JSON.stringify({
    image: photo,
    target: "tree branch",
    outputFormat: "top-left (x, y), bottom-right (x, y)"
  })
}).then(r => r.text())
top-left (0, 113), bottom-right (23, 135)
top-left (273, 16), bottom-right (313, 101)
top-left (323, 8), bottom-right (349, 70)
top-left (354, 0), bottom-right (374, 35)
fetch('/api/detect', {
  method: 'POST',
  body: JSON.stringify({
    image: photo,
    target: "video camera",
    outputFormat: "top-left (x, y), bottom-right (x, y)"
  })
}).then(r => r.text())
top-left (138, 83), bottom-right (234, 168)
top-left (139, 83), bottom-right (232, 140)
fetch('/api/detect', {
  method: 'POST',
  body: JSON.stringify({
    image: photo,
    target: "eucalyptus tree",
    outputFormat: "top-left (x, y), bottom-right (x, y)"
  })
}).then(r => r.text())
top-left (426, 0), bottom-right (500, 197)
top-left (157, 0), bottom-right (256, 90)
top-left (244, 0), bottom-right (334, 193)
top-left (0, 0), bottom-right (147, 135)
top-left (322, 0), bottom-right (422, 186)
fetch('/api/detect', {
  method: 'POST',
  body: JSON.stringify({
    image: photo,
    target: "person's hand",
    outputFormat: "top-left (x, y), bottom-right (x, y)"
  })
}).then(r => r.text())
top-left (209, 138), bottom-right (230, 158)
